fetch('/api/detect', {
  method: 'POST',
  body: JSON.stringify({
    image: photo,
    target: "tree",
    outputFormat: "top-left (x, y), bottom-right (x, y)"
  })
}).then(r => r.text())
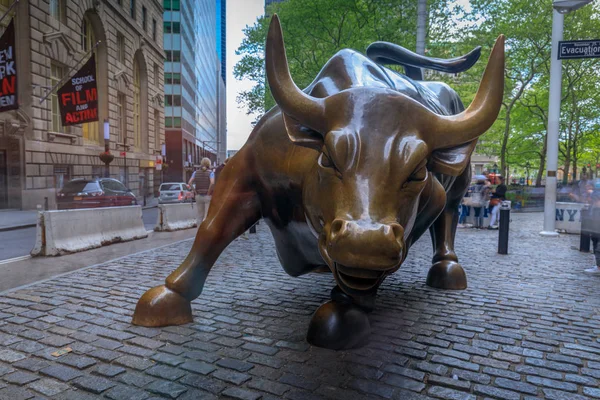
top-left (234, 0), bottom-right (454, 117)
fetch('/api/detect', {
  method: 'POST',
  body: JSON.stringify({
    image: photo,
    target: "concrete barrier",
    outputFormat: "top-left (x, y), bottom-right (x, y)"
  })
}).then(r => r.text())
top-left (556, 202), bottom-right (586, 234)
top-left (31, 206), bottom-right (148, 256)
top-left (155, 203), bottom-right (198, 232)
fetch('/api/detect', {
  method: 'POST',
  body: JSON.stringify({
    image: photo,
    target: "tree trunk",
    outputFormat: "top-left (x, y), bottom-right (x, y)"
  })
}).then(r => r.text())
top-left (536, 135), bottom-right (548, 187)
top-left (416, 0), bottom-right (427, 55)
top-left (500, 110), bottom-right (511, 180)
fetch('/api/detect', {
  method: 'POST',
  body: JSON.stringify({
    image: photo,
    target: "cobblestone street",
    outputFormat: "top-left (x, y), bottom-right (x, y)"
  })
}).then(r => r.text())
top-left (1, 213), bottom-right (599, 400)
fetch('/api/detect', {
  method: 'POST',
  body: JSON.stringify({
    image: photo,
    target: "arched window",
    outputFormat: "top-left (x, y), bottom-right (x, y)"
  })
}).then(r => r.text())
top-left (81, 16), bottom-right (99, 144)
top-left (133, 57), bottom-right (141, 149)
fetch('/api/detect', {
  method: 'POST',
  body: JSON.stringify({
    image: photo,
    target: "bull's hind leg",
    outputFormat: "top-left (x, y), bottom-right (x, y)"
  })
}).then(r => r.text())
top-left (132, 158), bottom-right (261, 327)
top-left (426, 172), bottom-right (470, 290)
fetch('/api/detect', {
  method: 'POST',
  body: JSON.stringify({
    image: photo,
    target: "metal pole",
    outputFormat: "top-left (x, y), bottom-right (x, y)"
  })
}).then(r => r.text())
top-left (498, 202), bottom-right (511, 254)
top-left (0, 0), bottom-right (18, 26)
top-left (38, 41), bottom-right (102, 104)
top-left (416, 0), bottom-right (427, 55)
top-left (540, 9), bottom-right (563, 237)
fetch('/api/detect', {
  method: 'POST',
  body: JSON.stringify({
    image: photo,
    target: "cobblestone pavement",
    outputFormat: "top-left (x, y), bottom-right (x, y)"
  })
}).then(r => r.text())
top-left (0, 213), bottom-right (599, 400)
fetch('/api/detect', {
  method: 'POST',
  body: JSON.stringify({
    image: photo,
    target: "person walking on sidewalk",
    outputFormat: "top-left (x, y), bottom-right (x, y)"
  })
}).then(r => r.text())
top-left (469, 176), bottom-right (489, 229)
top-left (188, 158), bottom-right (214, 224)
top-left (488, 176), bottom-right (507, 230)
top-left (584, 180), bottom-right (600, 274)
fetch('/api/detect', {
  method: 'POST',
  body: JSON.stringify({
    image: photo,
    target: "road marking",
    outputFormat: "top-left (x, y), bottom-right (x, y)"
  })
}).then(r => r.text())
top-left (0, 255), bottom-right (31, 265)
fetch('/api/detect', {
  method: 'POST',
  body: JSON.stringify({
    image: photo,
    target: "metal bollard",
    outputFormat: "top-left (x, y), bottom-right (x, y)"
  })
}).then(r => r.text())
top-left (580, 205), bottom-right (591, 252)
top-left (249, 224), bottom-right (257, 234)
top-left (498, 200), bottom-right (511, 255)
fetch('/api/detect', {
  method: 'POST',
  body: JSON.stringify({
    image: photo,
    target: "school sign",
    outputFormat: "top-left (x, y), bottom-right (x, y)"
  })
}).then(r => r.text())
top-left (558, 40), bottom-right (600, 60)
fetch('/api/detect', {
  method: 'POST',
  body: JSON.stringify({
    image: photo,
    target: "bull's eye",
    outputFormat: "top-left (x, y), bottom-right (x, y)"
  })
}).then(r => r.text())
top-left (318, 152), bottom-right (335, 169)
top-left (402, 166), bottom-right (427, 189)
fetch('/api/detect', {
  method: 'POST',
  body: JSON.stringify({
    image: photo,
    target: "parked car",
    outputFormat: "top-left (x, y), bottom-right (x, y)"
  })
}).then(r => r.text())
top-left (57, 178), bottom-right (137, 210)
top-left (158, 182), bottom-right (194, 204)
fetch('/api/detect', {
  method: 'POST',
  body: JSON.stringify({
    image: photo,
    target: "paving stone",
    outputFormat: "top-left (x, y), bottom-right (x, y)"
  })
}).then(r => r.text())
top-left (146, 379), bottom-right (188, 399)
top-left (105, 384), bottom-right (150, 400)
top-left (543, 388), bottom-right (589, 400)
top-left (72, 375), bottom-right (116, 394)
top-left (93, 364), bottom-right (126, 377)
top-left (179, 360), bottom-right (216, 375)
top-left (216, 357), bottom-right (254, 372)
top-left (150, 352), bottom-right (184, 366)
top-left (27, 378), bottom-right (69, 396)
top-left (114, 355), bottom-right (155, 371)
top-left (583, 387), bottom-right (600, 399)
top-left (248, 377), bottom-right (291, 396)
top-left (524, 357), bottom-right (578, 373)
top-left (473, 384), bottom-right (520, 400)
top-left (118, 372), bottom-right (155, 388)
top-left (221, 387), bottom-right (261, 400)
top-left (526, 376), bottom-right (577, 392)
top-left (87, 348), bottom-right (121, 362)
top-left (3, 371), bottom-right (39, 385)
top-left (348, 378), bottom-right (394, 399)
top-left (430, 356), bottom-right (479, 372)
top-left (383, 365), bottom-right (425, 381)
top-left (213, 368), bottom-right (252, 385)
top-left (494, 377), bottom-right (538, 395)
top-left (415, 361), bottom-right (448, 376)
top-left (427, 385), bottom-right (476, 400)
top-left (56, 354), bottom-right (97, 369)
top-left (0, 349), bottom-right (26, 363)
top-left (427, 375), bottom-right (470, 391)
top-left (146, 364), bottom-right (186, 381)
top-left (179, 374), bottom-right (226, 394)
top-left (482, 367), bottom-right (520, 380)
top-left (242, 342), bottom-right (279, 355)
top-left (451, 369), bottom-right (491, 385)
top-left (0, 385), bottom-right (35, 400)
top-left (383, 374), bottom-right (426, 392)
top-left (40, 364), bottom-right (83, 382)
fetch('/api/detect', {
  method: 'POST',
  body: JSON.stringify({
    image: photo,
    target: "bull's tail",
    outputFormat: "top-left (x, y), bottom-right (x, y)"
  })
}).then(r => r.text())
top-left (366, 42), bottom-right (481, 81)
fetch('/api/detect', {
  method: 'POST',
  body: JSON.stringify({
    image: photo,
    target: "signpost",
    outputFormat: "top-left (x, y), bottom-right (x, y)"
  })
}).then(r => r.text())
top-left (558, 40), bottom-right (600, 59)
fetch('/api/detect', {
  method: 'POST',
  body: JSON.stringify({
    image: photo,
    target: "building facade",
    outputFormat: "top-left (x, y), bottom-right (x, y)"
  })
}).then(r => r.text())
top-left (0, 0), bottom-right (164, 210)
top-left (163, 0), bottom-right (226, 183)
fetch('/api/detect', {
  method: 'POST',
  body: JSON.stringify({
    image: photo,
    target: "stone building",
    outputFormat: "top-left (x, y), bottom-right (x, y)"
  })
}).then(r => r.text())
top-left (0, 0), bottom-right (164, 210)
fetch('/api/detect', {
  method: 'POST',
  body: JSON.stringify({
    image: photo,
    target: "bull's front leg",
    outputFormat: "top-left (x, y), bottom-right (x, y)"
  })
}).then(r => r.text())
top-left (132, 161), bottom-right (261, 327)
top-left (426, 172), bottom-right (469, 290)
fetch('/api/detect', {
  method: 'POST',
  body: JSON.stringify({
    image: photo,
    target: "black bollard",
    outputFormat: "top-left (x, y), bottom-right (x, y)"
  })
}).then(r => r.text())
top-left (249, 224), bottom-right (257, 234)
top-left (498, 201), bottom-right (510, 255)
top-left (580, 205), bottom-right (591, 252)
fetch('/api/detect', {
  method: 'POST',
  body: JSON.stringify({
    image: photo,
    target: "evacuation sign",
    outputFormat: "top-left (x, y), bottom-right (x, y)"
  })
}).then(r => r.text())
top-left (57, 54), bottom-right (99, 126)
top-left (558, 40), bottom-right (600, 60)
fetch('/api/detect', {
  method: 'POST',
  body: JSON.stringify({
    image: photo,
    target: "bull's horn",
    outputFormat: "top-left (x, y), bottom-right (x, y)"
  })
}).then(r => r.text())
top-left (266, 15), bottom-right (327, 132)
top-left (427, 35), bottom-right (505, 149)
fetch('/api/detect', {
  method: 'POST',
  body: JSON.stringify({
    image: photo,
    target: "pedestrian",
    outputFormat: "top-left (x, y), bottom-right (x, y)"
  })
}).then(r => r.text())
top-left (468, 176), bottom-right (489, 229)
top-left (458, 184), bottom-right (473, 228)
top-left (584, 179), bottom-right (600, 274)
top-left (488, 176), bottom-right (507, 229)
top-left (210, 158), bottom-right (229, 195)
top-left (188, 157), bottom-right (214, 223)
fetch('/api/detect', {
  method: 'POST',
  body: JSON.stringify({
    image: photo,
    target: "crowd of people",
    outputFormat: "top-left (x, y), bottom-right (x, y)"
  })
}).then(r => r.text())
top-left (458, 175), bottom-right (507, 230)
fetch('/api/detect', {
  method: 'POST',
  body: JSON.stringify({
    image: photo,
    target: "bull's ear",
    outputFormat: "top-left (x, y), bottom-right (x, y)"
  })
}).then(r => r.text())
top-left (283, 113), bottom-right (324, 150)
top-left (428, 140), bottom-right (477, 176)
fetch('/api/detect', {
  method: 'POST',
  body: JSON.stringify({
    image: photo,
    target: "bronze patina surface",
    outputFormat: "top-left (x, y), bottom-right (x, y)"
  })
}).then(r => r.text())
top-left (133, 15), bottom-right (505, 350)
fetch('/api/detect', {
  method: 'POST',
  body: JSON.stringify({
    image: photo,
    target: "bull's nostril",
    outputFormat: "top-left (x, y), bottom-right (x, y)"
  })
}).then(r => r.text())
top-left (330, 219), bottom-right (346, 240)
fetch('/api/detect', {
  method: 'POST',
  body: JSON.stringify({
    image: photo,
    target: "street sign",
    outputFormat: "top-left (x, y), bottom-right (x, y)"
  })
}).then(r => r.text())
top-left (558, 40), bottom-right (600, 60)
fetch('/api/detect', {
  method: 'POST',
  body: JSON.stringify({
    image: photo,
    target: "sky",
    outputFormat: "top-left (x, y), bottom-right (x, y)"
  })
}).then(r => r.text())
top-left (226, 0), bottom-right (264, 151)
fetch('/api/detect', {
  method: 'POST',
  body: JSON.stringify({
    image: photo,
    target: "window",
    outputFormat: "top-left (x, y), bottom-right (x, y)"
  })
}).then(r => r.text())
top-left (165, 117), bottom-right (181, 128)
top-left (142, 6), bottom-right (147, 31)
top-left (116, 93), bottom-right (126, 144)
top-left (152, 18), bottom-right (157, 41)
top-left (164, 50), bottom-right (180, 62)
top-left (50, 63), bottom-right (67, 133)
top-left (130, 0), bottom-right (136, 19)
top-left (54, 166), bottom-right (71, 190)
top-left (163, 0), bottom-right (180, 11)
top-left (49, 0), bottom-right (66, 24)
top-left (154, 110), bottom-right (160, 150)
top-left (164, 73), bottom-right (181, 85)
top-left (133, 57), bottom-right (141, 149)
top-left (81, 16), bottom-right (99, 143)
top-left (163, 21), bottom-right (180, 34)
top-left (116, 32), bottom-right (125, 64)
top-left (165, 95), bottom-right (181, 107)
top-left (153, 63), bottom-right (159, 86)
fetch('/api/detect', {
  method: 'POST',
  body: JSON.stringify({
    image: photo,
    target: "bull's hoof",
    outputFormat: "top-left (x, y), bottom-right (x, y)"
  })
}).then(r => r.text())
top-left (132, 285), bottom-right (193, 327)
top-left (306, 301), bottom-right (370, 350)
top-left (426, 260), bottom-right (467, 290)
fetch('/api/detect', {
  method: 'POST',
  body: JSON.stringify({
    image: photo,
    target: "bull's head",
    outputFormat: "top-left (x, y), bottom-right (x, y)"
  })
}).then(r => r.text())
top-left (266, 15), bottom-right (504, 296)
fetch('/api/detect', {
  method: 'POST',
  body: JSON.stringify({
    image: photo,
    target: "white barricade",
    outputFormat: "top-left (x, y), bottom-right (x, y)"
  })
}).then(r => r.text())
top-left (155, 203), bottom-right (198, 232)
top-left (31, 206), bottom-right (148, 256)
top-left (555, 202), bottom-right (586, 234)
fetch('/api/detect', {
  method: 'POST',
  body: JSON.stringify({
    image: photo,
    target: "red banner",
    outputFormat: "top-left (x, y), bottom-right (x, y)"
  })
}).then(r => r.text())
top-left (57, 54), bottom-right (98, 126)
top-left (0, 19), bottom-right (18, 112)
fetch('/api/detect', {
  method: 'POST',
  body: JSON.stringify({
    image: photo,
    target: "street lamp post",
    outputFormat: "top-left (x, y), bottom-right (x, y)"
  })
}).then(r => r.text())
top-left (541, 0), bottom-right (593, 237)
top-left (99, 119), bottom-right (113, 178)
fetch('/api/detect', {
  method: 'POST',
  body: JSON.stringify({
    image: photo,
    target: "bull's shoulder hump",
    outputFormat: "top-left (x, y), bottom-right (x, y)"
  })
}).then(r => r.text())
top-left (307, 49), bottom-right (395, 97)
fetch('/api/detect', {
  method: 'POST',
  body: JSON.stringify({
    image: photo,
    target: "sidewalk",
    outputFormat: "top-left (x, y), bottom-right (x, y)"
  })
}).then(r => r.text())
top-left (0, 213), bottom-right (599, 399)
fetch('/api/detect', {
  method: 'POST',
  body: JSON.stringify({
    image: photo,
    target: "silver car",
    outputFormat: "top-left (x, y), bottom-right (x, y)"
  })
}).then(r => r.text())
top-left (158, 183), bottom-right (194, 204)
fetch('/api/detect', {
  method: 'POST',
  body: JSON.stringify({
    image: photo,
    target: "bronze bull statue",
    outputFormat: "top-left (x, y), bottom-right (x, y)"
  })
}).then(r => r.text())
top-left (133, 15), bottom-right (505, 350)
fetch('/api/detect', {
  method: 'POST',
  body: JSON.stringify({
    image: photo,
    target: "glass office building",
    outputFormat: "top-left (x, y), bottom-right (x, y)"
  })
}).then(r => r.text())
top-left (164, 0), bottom-right (224, 181)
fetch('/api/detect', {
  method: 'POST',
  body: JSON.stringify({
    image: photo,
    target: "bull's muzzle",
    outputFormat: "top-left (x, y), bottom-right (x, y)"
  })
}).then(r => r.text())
top-left (327, 219), bottom-right (404, 272)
